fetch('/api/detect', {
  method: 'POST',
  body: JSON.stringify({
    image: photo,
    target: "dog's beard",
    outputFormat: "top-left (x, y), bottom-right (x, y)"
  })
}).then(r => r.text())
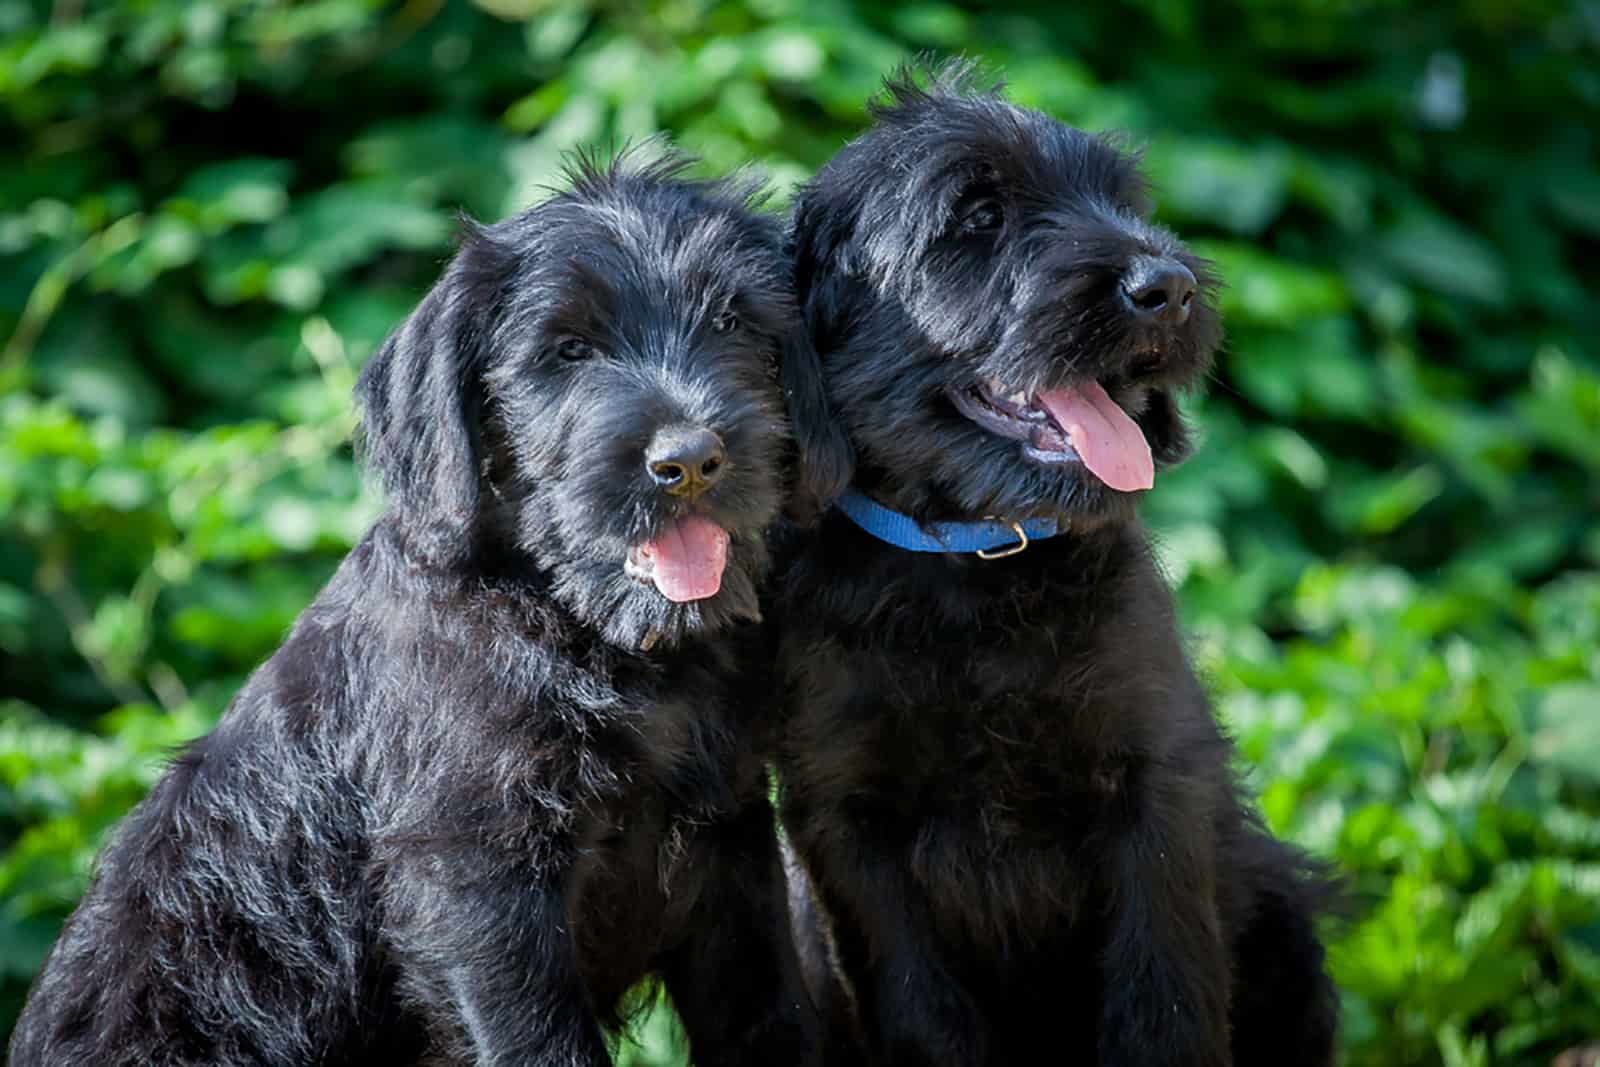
top-left (832, 265), bottom-right (1208, 527)
top-left (829, 342), bottom-right (1178, 528)
top-left (549, 538), bottom-right (766, 651)
top-left (510, 483), bottom-right (770, 651)
top-left (480, 392), bottom-right (782, 651)
top-left (942, 382), bottom-right (1187, 527)
top-left (947, 376), bottom-right (1156, 492)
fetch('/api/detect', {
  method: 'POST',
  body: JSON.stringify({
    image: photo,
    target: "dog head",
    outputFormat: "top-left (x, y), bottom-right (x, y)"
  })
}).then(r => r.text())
top-left (357, 151), bottom-right (825, 649)
top-left (789, 63), bottom-right (1222, 529)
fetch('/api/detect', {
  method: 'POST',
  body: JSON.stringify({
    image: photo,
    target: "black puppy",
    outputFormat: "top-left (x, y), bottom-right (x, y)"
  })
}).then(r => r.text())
top-left (775, 68), bottom-right (1338, 1067)
top-left (11, 154), bottom-right (829, 1067)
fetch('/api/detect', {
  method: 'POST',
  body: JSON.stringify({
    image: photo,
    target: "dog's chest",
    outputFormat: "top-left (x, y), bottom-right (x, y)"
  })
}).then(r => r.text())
top-left (783, 616), bottom-right (1160, 951)
top-left (575, 646), bottom-right (772, 841)
top-left (593, 675), bottom-right (749, 804)
top-left (786, 609), bottom-right (1149, 833)
top-left (569, 665), bottom-right (767, 999)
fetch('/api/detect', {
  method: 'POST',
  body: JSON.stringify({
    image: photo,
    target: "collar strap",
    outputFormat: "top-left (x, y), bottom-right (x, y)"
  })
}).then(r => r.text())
top-left (835, 490), bottom-right (1061, 558)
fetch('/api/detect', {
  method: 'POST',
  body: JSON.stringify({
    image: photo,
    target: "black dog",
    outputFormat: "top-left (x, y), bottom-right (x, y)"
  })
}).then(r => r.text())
top-left (11, 154), bottom-right (831, 1067)
top-left (774, 67), bottom-right (1338, 1067)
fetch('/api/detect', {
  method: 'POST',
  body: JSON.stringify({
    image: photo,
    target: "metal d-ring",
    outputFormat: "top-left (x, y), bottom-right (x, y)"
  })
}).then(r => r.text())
top-left (975, 520), bottom-right (1029, 560)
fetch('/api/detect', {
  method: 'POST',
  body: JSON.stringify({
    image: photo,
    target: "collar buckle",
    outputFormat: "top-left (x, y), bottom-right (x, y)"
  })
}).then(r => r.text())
top-left (975, 519), bottom-right (1029, 560)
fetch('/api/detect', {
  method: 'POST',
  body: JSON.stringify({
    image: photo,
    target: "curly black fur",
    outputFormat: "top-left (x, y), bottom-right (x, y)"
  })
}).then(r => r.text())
top-left (774, 64), bottom-right (1339, 1067)
top-left (10, 153), bottom-right (828, 1067)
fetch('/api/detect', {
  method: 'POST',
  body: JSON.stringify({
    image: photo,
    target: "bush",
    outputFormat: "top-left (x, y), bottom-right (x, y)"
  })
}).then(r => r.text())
top-left (2, 2), bottom-right (1596, 1063)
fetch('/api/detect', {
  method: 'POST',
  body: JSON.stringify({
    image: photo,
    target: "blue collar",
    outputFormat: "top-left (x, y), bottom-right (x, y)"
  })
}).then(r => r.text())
top-left (835, 490), bottom-right (1062, 558)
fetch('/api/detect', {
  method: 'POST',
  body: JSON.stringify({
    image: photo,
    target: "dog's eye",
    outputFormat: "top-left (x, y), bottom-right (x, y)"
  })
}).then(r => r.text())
top-left (555, 338), bottom-right (597, 362)
top-left (959, 199), bottom-right (1004, 235)
top-left (712, 310), bottom-right (739, 335)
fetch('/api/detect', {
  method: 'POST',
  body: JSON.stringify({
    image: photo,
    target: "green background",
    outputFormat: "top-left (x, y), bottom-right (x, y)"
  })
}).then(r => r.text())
top-left (2, 1), bottom-right (1598, 1064)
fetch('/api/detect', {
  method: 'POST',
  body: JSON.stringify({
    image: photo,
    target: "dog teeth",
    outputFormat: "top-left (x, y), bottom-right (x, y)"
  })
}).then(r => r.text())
top-left (979, 378), bottom-right (1034, 413)
top-left (624, 548), bottom-right (654, 583)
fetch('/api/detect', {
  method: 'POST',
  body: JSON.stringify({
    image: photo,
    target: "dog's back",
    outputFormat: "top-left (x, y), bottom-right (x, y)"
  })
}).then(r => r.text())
top-left (10, 539), bottom-right (419, 1065)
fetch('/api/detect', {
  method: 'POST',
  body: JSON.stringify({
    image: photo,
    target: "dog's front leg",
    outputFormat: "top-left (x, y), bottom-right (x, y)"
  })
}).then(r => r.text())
top-left (815, 842), bottom-right (989, 1067)
top-left (658, 799), bottom-right (825, 1067)
top-left (1096, 782), bottom-right (1233, 1067)
top-left (390, 866), bottom-right (612, 1067)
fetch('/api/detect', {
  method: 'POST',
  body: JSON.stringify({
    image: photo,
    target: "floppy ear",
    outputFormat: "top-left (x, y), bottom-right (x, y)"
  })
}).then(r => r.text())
top-left (782, 191), bottom-right (859, 522)
top-left (355, 227), bottom-right (504, 565)
top-left (779, 325), bottom-right (853, 523)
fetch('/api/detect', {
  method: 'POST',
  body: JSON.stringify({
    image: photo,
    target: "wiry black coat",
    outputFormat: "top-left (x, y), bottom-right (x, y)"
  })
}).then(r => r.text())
top-left (10, 155), bottom-right (831, 1067)
top-left (774, 67), bottom-right (1338, 1067)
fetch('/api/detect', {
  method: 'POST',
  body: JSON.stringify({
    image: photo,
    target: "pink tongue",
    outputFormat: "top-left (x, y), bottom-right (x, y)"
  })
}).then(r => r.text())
top-left (1036, 381), bottom-right (1155, 492)
top-left (642, 517), bottom-right (729, 603)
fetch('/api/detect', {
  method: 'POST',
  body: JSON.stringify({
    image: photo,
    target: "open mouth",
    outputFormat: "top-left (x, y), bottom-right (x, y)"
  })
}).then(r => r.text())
top-left (624, 516), bottom-right (730, 603)
top-left (948, 377), bottom-right (1156, 492)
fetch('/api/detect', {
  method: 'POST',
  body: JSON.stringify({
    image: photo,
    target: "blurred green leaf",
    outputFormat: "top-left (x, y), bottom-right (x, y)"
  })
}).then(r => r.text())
top-left (1380, 210), bottom-right (1509, 306)
top-left (1529, 684), bottom-right (1600, 785)
top-left (1145, 138), bottom-right (1292, 235)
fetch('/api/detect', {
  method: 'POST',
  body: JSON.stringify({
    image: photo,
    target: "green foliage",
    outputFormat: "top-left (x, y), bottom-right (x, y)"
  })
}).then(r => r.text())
top-left (2, 0), bottom-right (1597, 1062)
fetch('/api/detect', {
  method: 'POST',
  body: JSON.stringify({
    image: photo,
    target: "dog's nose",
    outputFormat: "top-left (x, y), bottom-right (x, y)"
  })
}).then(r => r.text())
top-left (646, 426), bottom-right (727, 498)
top-left (1120, 257), bottom-right (1197, 325)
